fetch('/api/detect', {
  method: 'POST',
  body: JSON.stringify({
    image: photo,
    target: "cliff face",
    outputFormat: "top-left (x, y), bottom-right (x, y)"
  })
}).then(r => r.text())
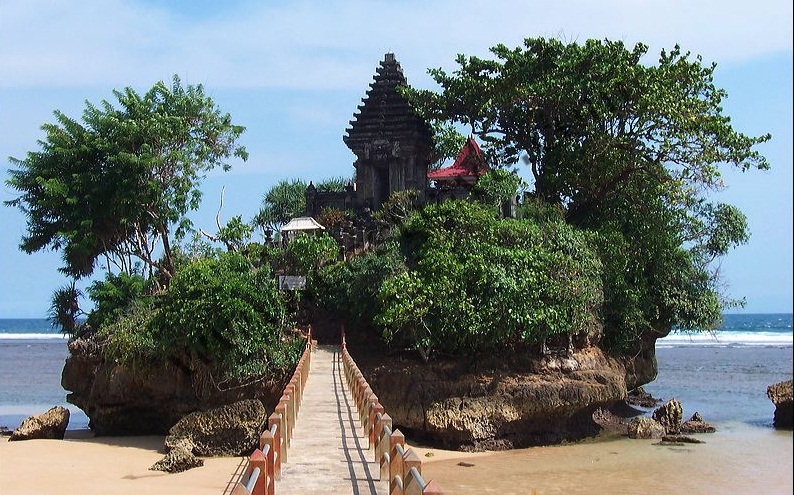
top-left (353, 344), bottom-right (660, 450)
top-left (63, 330), bottom-right (661, 443)
top-left (61, 337), bottom-right (284, 435)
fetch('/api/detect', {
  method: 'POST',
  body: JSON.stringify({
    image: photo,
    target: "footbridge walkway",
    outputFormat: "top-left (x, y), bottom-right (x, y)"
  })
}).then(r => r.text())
top-left (229, 328), bottom-right (445, 495)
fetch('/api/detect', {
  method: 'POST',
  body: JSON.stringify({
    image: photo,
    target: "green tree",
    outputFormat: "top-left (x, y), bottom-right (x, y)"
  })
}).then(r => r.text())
top-left (48, 283), bottom-right (84, 337)
top-left (149, 252), bottom-right (301, 380)
top-left (5, 75), bottom-right (247, 285)
top-left (376, 201), bottom-right (602, 359)
top-left (406, 38), bottom-right (770, 347)
top-left (253, 179), bottom-right (307, 236)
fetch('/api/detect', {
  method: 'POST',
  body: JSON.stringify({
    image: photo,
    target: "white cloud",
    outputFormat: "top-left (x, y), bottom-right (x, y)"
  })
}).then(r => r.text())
top-left (1, 0), bottom-right (791, 90)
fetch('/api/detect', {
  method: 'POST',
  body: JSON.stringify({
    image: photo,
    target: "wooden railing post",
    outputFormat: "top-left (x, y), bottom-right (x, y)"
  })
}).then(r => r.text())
top-left (260, 429), bottom-right (278, 489)
top-left (370, 403), bottom-right (384, 451)
top-left (248, 448), bottom-right (267, 495)
top-left (275, 402), bottom-right (288, 463)
top-left (403, 449), bottom-right (422, 494)
top-left (422, 480), bottom-right (445, 495)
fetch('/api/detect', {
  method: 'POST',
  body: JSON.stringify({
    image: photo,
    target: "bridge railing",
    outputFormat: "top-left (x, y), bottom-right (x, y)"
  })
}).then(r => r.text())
top-left (234, 325), bottom-right (313, 495)
top-left (341, 327), bottom-right (445, 495)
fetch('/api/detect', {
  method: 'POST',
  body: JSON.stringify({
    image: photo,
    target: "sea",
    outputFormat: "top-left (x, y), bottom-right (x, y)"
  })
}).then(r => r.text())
top-left (0, 314), bottom-right (792, 432)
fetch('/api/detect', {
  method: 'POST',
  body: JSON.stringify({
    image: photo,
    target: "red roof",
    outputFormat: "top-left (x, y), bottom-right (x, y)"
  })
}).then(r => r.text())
top-left (427, 136), bottom-right (488, 180)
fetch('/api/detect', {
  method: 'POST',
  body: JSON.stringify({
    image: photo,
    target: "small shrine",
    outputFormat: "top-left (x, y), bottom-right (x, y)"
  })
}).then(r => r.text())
top-left (428, 136), bottom-right (488, 200)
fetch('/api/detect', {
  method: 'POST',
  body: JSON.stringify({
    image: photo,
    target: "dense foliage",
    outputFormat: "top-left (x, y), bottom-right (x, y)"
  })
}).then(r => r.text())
top-left (376, 201), bottom-right (602, 358)
top-left (5, 76), bottom-right (247, 285)
top-left (405, 37), bottom-right (769, 348)
top-left (148, 252), bottom-right (302, 380)
top-left (311, 242), bottom-right (405, 331)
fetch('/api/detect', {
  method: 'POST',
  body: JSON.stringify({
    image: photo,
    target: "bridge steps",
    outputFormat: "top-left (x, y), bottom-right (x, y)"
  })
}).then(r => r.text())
top-left (277, 345), bottom-right (386, 495)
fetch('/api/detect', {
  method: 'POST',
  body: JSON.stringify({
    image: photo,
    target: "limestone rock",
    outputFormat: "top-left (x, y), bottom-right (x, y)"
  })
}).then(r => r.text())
top-left (165, 399), bottom-right (267, 456)
top-left (625, 387), bottom-right (660, 408)
top-left (660, 434), bottom-right (704, 444)
top-left (150, 442), bottom-right (204, 473)
top-left (767, 380), bottom-right (793, 429)
top-left (652, 399), bottom-right (683, 434)
top-left (61, 334), bottom-right (283, 435)
top-left (627, 417), bottom-right (666, 439)
top-left (356, 345), bottom-right (637, 450)
top-left (9, 406), bottom-right (70, 441)
top-left (680, 412), bottom-right (715, 434)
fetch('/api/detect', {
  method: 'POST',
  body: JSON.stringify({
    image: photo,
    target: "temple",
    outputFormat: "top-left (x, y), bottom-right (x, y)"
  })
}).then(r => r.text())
top-left (305, 52), bottom-right (487, 219)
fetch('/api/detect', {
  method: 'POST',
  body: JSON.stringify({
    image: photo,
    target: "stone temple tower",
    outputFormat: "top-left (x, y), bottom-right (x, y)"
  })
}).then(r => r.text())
top-left (343, 53), bottom-right (434, 210)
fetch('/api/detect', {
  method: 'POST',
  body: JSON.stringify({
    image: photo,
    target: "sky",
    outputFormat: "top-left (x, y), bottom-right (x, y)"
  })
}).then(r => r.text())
top-left (0, 0), bottom-right (792, 318)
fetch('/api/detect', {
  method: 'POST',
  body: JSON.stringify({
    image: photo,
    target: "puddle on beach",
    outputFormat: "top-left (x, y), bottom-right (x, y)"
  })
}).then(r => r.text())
top-left (418, 425), bottom-right (793, 494)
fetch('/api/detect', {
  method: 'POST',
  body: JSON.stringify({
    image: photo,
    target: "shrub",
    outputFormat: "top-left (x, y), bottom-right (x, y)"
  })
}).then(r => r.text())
top-left (311, 242), bottom-right (405, 331)
top-left (376, 200), bottom-right (602, 359)
top-left (86, 272), bottom-right (148, 330)
top-left (149, 252), bottom-right (301, 380)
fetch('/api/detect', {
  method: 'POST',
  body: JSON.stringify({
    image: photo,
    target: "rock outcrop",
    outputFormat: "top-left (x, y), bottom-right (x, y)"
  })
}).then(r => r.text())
top-left (354, 345), bottom-right (656, 450)
top-left (652, 399), bottom-right (683, 434)
top-left (627, 417), bottom-right (666, 439)
top-left (767, 380), bottom-right (793, 429)
top-left (165, 399), bottom-right (268, 456)
top-left (61, 335), bottom-right (284, 435)
top-left (150, 436), bottom-right (204, 473)
top-left (9, 406), bottom-right (70, 441)
top-left (680, 412), bottom-right (715, 434)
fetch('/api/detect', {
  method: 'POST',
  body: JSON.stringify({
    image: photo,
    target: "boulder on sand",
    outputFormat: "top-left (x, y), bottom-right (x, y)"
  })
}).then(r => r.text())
top-left (652, 399), bottom-right (683, 434)
top-left (165, 399), bottom-right (268, 457)
top-left (767, 380), bottom-right (793, 429)
top-left (9, 406), bottom-right (70, 441)
top-left (680, 412), bottom-right (716, 434)
top-left (627, 417), bottom-right (666, 439)
top-left (150, 437), bottom-right (204, 473)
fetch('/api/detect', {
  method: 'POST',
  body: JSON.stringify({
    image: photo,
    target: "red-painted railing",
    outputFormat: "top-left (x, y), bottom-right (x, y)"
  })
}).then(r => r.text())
top-left (340, 327), bottom-right (446, 495)
top-left (231, 325), bottom-right (313, 495)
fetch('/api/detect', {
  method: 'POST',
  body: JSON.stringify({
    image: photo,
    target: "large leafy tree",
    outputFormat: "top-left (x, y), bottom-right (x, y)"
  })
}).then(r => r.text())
top-left (407, 38), bottom-right (770, 347)
top-left (5, 76), bottom-right (247, 286)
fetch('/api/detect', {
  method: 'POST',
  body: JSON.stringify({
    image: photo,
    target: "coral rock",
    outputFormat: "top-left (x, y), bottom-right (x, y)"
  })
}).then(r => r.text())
top-left (165, 399), bottom-right (267, 457)
top-left (9, 406), bottom-right (70, 441)
top-left (767, 380), bottom-right (793, 429)
top-left (652, 399), bottom-right (683, 434)
top-left (627, 417), bottom-right (666, 439)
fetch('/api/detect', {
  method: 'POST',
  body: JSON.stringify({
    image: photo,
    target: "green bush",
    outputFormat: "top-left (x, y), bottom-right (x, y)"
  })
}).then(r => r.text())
top-left (98, 299), bottom-right (159, 371)
top-left (149, 252), bottom-right (302, 379)
top-left (86, 272), bottom-right (148, 330)
top-left (311, 242), bottom-right (405, 330)
top-left (376, 200), bottom-right (602, 359)
top-left (281, 232), bottom-right (338, 275)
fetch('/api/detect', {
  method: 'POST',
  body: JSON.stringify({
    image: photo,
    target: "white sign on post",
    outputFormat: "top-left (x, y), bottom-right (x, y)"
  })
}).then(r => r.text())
top-left (278, 275), bottom-right (306, 290)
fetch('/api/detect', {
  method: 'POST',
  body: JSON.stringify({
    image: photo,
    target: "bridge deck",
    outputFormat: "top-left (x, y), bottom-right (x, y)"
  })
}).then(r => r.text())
top-left (278, 345), bottom-right (387, 495)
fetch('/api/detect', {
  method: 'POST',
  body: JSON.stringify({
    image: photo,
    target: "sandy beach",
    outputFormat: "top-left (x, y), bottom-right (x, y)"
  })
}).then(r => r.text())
top-left (0, 431), bottom-right (243, 495)
top-left (2, 423), bottom-right (791, 495)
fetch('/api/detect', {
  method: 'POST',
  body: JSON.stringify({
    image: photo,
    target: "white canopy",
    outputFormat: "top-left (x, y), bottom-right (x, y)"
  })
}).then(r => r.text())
top-left (280, 216), bottom-right (325, 233)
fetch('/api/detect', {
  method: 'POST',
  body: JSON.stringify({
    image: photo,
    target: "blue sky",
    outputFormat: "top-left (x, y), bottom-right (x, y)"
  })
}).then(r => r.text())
top-left (1, 0), bottom-right (791, 317)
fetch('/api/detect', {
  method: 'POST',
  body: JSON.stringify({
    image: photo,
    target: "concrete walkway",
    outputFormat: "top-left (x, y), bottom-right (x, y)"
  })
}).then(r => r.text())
top-left (277, 345), bottom-right (387, 495)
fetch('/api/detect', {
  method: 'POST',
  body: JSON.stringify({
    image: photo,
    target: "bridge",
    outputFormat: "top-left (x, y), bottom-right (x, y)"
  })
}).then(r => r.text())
top-left (228, 327), bottom-right (445, 495)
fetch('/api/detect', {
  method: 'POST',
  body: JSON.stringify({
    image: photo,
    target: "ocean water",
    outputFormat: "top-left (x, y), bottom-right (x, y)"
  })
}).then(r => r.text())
top-left (0, 314), bottom-right (791, 431)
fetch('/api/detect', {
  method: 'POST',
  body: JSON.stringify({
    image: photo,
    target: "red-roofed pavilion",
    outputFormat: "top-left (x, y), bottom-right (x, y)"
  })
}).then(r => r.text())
top-left (427, 136), bottom-right (488, 187)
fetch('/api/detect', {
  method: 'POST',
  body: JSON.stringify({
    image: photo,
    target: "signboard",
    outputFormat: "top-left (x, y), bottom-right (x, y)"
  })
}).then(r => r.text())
top-left (278, 275), bottom-right (306, 290)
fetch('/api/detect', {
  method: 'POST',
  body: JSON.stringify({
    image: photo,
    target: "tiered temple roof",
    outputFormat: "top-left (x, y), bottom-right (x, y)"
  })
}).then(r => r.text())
top-left (343, 53), bottom-right (433, 155)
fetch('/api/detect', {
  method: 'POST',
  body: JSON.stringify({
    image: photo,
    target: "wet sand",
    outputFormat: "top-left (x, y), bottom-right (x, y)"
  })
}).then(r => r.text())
top-left (411, 423), bottom-right (793, 494)
top-left (3, 424), bottom-right (789, 495)
top-left (0, 430), bottom-right (243, 495)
